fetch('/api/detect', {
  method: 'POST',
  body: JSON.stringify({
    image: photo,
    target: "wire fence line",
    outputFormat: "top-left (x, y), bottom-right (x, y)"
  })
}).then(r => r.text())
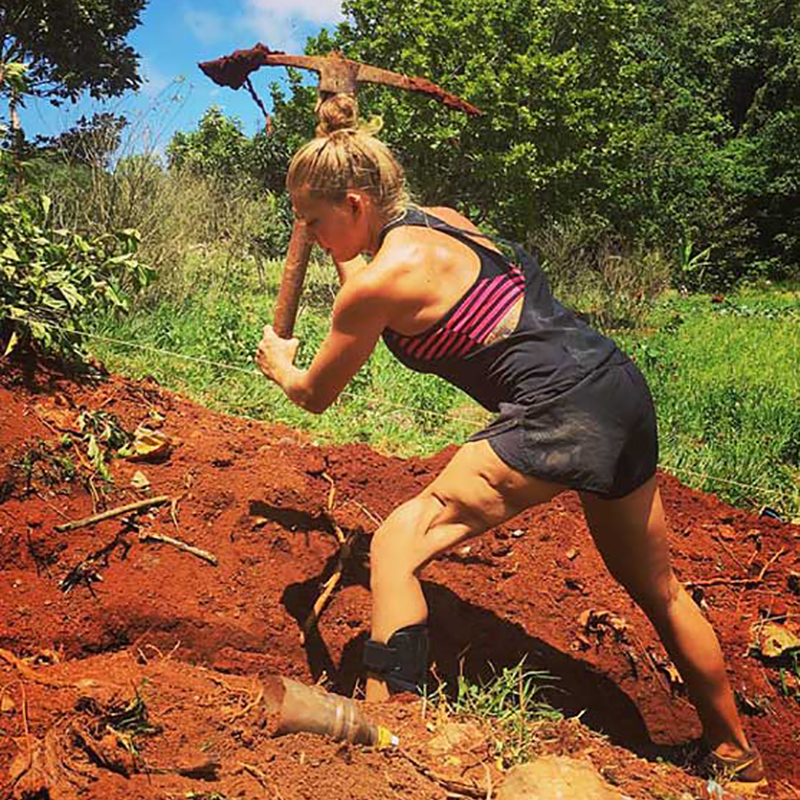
top-left (1, 315), bottom-right (487, 423)
top-left (0, 314), bottom-right (789, 501)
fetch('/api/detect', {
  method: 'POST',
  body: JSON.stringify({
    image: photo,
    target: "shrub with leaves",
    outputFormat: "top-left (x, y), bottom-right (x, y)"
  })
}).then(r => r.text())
top-left (0, 191), bottom-right (153, 360)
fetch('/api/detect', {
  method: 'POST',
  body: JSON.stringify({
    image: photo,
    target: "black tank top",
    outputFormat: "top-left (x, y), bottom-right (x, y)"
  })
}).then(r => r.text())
top-left (380, 208), bottom-right (625, 412)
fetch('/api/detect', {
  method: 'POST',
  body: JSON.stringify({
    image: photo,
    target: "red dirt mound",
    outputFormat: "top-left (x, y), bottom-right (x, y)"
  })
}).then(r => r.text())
top-left (1, 364), bottom-right (798, 799)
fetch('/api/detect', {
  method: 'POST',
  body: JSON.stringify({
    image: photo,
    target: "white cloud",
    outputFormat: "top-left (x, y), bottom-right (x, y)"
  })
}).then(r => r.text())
top-left (183, 8), bottom-right (227, 44)
top-left (181, 0), bottom-right (344, 63)
top-left (239, 0), bottom-right (344, 51)
top-left (245, 0), bottom-right (344, 27)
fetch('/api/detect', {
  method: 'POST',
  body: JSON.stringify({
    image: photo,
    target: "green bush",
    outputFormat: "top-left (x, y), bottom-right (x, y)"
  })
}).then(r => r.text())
top-left (0, 191), bottom-right (152, 360)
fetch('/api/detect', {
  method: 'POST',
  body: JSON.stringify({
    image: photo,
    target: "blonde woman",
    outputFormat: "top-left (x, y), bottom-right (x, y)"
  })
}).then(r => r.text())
top-left (255, 95), bottom-right (763, 783)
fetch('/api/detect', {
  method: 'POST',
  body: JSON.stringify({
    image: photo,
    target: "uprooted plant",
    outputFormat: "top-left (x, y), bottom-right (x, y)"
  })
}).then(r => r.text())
top-left (8, 681), bottom-right (163, 798)
top-left (8, 409), bottom-right (133, 505)
top-left (10, 437), bottom-right (78, 495)
top-left (74, 681), bottom-right (162, 770)
top-left (74, 409), bottom-right (133, 481)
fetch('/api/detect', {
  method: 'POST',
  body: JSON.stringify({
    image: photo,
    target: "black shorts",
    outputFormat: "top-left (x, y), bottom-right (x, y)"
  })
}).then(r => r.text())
top-left (469, 359), bottom-right (658, 499)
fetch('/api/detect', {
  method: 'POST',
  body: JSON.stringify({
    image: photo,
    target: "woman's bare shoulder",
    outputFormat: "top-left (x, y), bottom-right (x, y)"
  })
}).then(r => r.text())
top-left (420, 205), bottom-right (500, 254)
top-left (336, 247), bottom-right (427, 330)
top-left (421, 205), bottom-right (481, 233)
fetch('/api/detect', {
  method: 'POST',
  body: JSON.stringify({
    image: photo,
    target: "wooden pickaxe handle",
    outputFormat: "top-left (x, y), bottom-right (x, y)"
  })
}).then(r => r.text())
top-left (273, 219), bottom-right (313, 339)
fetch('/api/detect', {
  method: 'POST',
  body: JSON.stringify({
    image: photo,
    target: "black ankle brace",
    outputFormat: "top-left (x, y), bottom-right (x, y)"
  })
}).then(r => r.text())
top-left (363, 623), bottom-right (429, 694)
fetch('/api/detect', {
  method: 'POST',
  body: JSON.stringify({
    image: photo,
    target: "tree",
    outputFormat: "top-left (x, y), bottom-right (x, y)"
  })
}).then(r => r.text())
top-left (264, 0), bottom-right (799, 283)
top-left (167, 106), bottom-right (253, 181)
top-left (298, 0), bottom-right (655, 240)
top-left (0, 1), bottom-right (145, 107)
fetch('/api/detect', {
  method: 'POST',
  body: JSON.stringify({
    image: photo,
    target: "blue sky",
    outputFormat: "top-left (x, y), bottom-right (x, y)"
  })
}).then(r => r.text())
top-left (19, 0), bottom-right (344, 155)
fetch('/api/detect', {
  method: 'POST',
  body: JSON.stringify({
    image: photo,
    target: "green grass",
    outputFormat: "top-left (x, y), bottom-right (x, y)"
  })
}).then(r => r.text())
top-left (86, 250), bottom-right (800, 519)
top-left (779, 651), bottom-right (800, 702)
top-left (425, 659), bottom-right (563, 768)
top-left (614, 289), bottom-right (800, 519)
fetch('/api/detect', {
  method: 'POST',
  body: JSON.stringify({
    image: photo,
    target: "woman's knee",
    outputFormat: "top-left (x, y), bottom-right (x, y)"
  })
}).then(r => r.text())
top-left (369, 494), bottom-right (445, 580)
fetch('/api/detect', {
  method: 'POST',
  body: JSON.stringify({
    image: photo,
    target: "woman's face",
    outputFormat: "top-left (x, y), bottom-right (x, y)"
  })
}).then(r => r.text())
top-left (292, 190), bottom-right (370, 263)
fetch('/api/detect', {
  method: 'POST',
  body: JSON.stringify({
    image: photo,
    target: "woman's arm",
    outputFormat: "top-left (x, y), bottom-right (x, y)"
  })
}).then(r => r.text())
top-left (255, 270), bottom-right (400, 414)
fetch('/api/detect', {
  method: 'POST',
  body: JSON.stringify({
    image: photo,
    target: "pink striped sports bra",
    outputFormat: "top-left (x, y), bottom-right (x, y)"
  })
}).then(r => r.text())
top-left (382, 210), bottom-right (525, 362)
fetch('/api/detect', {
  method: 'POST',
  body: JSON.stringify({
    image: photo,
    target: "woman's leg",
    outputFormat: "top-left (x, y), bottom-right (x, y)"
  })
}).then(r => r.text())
top-left (579, 475), bottom-right (750, 758)
top-left (366, 439), bottom-right (564, 702)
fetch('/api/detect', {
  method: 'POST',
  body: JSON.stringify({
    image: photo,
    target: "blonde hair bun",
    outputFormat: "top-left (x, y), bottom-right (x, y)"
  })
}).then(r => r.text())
top-left (316, 94), bottom-right (383, 137)
top-left (316, 94), bottom-right (358, 136)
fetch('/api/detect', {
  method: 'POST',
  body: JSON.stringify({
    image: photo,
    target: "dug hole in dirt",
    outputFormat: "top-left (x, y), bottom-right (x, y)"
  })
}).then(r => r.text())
top-left (1, 360), bottom-right (799, 800)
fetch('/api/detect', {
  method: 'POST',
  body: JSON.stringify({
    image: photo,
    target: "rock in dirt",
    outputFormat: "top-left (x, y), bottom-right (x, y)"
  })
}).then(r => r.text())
top-left (497, 755), bottom-right (625, 800)
top-left (426, 722), bottom-right (487, 760)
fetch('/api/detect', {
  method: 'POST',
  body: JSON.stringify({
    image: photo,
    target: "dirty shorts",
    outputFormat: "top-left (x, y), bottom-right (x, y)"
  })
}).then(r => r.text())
top-left (468, 359), bottom-right (658, 499)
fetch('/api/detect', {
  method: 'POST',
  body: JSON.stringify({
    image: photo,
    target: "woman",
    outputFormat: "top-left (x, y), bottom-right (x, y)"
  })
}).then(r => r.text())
top-left (255, 96), bottom-right (762, 782)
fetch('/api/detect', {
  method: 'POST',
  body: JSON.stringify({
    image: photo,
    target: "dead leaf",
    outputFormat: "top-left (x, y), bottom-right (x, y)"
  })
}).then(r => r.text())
top-left (126, 426), bottom-right (172, 463)
top-left (426, 722), bottom-right (487, 758)
top-left (3, 330), bottom-right (18, 357)
top-left (751, 621), bottom-right (800, 658)
top-left (663, 662), bottom-right (684, 687)
top-left (130, 471), bottom-right (150, 491)
top-left (1, 694), bottom-right (15, 712)
top-left (565, 547), bottom-right (578, 560)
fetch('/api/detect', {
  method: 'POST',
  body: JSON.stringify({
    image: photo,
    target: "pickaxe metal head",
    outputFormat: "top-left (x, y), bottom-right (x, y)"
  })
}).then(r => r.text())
top-left (199, 44), bottom-right (480, 116)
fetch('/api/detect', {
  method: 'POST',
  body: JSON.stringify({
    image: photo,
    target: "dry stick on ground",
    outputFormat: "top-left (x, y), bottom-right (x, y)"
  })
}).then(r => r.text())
top-left (138, 530), bottom-right (218, 566)
top-left (685, 547), bottom-right (787, 589)
top-left (300, 475), bottom-right (357, 643)
top-left (59, 525), bottom-right (134, 594)
top-left (300, 516), bottom-right (355, 643)
top-left (354, 499), bottom-right (384, 527)
top-left (236, 761), bottom-right (272, 790)
top-left (55, 495), bottom-right (171, 532)
top-left (169, 492), bottom-right (187, 532)
top-left (711, 532), bottom-right (747, 571)
top-left (34, 490), bottom-right (71, 521)
top-left (396, 748), bottom-right (492, 799)
top-left (0, 649), bottom-right (72, 688)
top-left (322, 471), bottom-right (337, 516)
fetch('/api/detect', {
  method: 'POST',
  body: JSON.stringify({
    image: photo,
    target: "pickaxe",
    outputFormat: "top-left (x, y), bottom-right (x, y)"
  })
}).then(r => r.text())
top-left (199, 45), bottom-right (480, 338)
